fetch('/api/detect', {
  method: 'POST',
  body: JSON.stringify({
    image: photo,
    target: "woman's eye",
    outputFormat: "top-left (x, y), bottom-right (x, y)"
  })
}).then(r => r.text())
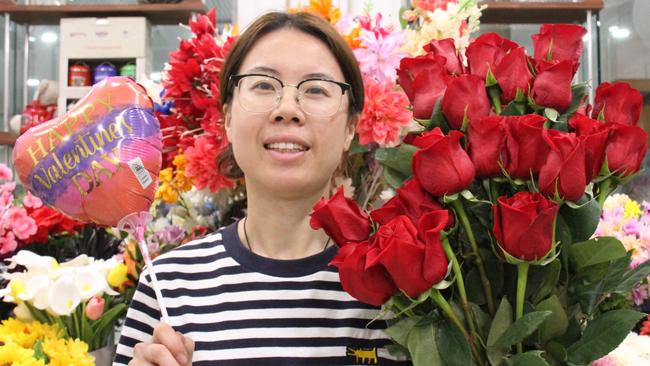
top-left (252, 82), bottom-right (276, 91)
top-left (305, 87), bottom-right (328, 96)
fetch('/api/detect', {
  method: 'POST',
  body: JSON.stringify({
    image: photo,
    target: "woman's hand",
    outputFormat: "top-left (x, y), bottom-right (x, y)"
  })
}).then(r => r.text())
top-left (129, 322), bottom-right (194, 366)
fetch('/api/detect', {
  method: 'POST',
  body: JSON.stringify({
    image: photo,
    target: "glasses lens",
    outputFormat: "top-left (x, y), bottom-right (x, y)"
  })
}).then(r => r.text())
top-left (236, 75), bottom-right (282, 113)
top-left (298, 80), bottom-right (343, 116)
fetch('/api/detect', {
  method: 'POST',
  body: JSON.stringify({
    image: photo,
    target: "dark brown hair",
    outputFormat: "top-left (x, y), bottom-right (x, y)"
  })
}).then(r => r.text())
top-left (217, 11), bottom-right (364, 180)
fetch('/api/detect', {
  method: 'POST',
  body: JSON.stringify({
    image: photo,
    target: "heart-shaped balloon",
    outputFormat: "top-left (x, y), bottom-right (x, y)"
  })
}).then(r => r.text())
top-left (13, 77), bottom-right (162, 227)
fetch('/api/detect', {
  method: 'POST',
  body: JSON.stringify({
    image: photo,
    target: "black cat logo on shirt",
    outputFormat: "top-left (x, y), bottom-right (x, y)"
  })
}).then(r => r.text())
top-left (346, 346), bottom-right (378, 364)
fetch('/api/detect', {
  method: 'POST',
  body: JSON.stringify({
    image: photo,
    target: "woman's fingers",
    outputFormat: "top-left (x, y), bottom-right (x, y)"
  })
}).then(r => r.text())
top-left (152, 322), bottom-right (191, 365)
top-left (132, 342), bottom-right (181, 366)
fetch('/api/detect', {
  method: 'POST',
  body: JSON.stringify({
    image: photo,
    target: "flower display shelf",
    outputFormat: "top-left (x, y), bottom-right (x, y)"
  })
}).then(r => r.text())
top-left (0, 0), bottom-right (204, 25)
top-left (479, 0), bottom-right (604, 24)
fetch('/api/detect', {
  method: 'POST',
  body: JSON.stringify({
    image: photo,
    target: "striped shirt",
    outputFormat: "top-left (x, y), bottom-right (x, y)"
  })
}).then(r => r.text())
top-left (114, 221), bottom-right (410, 365)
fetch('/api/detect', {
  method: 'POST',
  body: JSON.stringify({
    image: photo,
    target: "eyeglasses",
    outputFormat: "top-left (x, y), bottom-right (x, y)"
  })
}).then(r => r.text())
top-left (229, 74), bottom-right (351, 117)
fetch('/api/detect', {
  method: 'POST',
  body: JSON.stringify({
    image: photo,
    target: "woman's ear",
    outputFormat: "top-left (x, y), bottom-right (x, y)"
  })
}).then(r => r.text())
top-left (223, 103), bottom-right (232, 140)
top-left (343, 114), bottom-right (358, 152)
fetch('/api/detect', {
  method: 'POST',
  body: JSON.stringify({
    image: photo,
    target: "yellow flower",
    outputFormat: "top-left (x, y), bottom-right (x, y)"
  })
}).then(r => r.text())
top-left (107, 262), bottom-right (129, 289)
top-left (0, 340), bottom-right (40, 365)
top-left (10, 278), bottom-right (26, 298)
top-left (43, 338), bottom-right (94, 366)
top-left (174, 170), bottom-right (194, 192)
top-left (624, 199), bottom-right (642, 219)
top-left (155, 182), bottom-right (179, 204)
top-left (159, 168), bottom-right (174, 183)
top-left (173, 153), bottom-right (188, 171)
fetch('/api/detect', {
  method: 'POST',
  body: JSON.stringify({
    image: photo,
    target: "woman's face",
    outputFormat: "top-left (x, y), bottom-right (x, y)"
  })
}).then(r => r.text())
top-left (224, 28), bottom-right (356, 199)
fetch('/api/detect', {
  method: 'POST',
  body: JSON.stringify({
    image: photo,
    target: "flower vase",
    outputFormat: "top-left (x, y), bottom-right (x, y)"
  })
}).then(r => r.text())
top-left (90, 344), bottom-right (115, 366)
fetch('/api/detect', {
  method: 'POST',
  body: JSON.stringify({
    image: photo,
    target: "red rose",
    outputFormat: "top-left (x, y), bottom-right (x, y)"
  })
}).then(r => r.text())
top-left (493, 47), bottom-right (534, 103)
top-left (531, 60), bottom-right (575, 113)
top-left (366, 215), bottom-right (448, 298)
top-left (441, 74), bottom-right (491, 130)
top-left (569, 113), bottom-right (610, 182)
top-left (24, 206), bottom-right (84, 244)
top-left (423, 38), bottom-right (465, 76)
top-left (532, 24), bottom-right (586, 64)
top-left (467, 115), bottom-right (508, 178)
top-left (591, 82), bottom-right (643, 126)
top-left (504, 114), bottom-right (550, 179)
top-left (412, 128), bottom-right (476, 197)
top-left (329, 242), bottom-right (397, 306)
top-left (397, 55), bottom-right (451, 119)
top-left (310, 187), bottom-right (371, 247)
top-left (493, 192), bottom-right (559, 261)
top-left (466, 32), bottom-right (519, 79)
top-left (371, 179), bottom-right (446, 226)
top-left (538, 130), bottom-right (587, 201)
top-left (606, 123), bottom-right (648, 177)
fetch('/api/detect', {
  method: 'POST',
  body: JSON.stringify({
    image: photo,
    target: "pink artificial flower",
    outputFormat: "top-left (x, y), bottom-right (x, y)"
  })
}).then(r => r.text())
top-left (22, 192), bottom-right (43, 209)
top-left (6, 207), bottom-right (37, 240)
top-left (0, 191), bottom-right (12, 208)
top-left (0, 182), bottom-right (15, 193)
top-left (0, 231), bottom-right (17, 256)
top-left (357, 79), bottom-right (412, 146)
top-left (185, 134), bottom-right (234, 192)
top-left (0, 164), bottom-right (12, 181)
top-left (592, 356), bottom-right (618, 366)
top-left (85, 296), bottom-right (105, 321)
top-left (411, 0), bottom-right (456, 12)
top-left (631, 284), bottom-right (649, 306)
top-left (353, 27), bottom-right (406, 83)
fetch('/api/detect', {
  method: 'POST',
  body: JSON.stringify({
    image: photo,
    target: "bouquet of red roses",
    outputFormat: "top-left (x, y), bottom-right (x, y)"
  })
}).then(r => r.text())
top-left (311, 24), bottom-right (650, 366)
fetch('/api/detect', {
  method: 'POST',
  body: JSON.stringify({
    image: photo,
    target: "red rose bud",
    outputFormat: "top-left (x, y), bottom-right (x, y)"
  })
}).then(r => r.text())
top-left (418, 210), bottom-right (450, 285)
top-left (466, 32), bottom-right (520, 79)
top-left (504, 114), bottom-right (549, 180)
top-left (441, 74), bottom-right (491, 130)
top-left (538, 130), bottom-right (587, 202)
top-left (532, 24), bottom-right (586, 63)
top-left (606, 123), bottom-right (648, 178)
top-left (493, 47), bottom-right (534, 103)
top-left (371, 179), bottom-right (454, 228)
top-left (493, 192), bottom-right (559, 261)
top-left (412, 128), bottom-right (476, 197)
top-left (85, 296), bottom-right (105, 321)
top-left (310, 187), bottom-right (371, 247)
top-left (366, 216), bottom-right (448, 298)
top-left (397, 55), bottom-right (451, 119)
top-left (591, 82), bottom-right (643, 126)
top-left (468, 116), bottom-right (508, 178)
top-left (569, 113), bottom-right (610, 182)
top-left (423, 38), bottom-right (465, 76)
top-left (330, 242), bottom-right (398, 306)
top-left (531, 60), bottom-right (575, 113)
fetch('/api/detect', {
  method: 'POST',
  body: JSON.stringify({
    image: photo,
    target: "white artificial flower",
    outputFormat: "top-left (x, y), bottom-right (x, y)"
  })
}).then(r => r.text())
top-left (7, 250), bottom-right (57, 275)
top-left (332, 177), bottom-right (356, 199)
top-left (59, 254), bottom-right (90, 268)
top-left (17, 274), bottom-right (50, 310)
top-left (48, 274), bottom-right (82, 316)
top-left (607, 332), bottom-right (650, 364)
top-left (151, 217), bottom-right (172, 233)
top-left (13, 302), bottom-right (33, 321)
top-left (73, 268), bottom-right (114, 300)
top-left (380, 188), bottom-right (397, 202)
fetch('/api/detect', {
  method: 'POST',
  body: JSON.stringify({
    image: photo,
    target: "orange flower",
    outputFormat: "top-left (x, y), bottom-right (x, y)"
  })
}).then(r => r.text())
top-left (289, 0), bottom-right (341, 24)
top-left (343, 26), bottom-right (363, 49)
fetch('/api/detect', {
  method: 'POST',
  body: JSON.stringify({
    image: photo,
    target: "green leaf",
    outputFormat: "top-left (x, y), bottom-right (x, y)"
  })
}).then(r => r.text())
top-left (25, 302), bottom-right (51, 324)
top-left (567, 309), bottom-right (646, 365)
top-left (535, 295), bottom-right (568, 342)
top-left (90, 303), bottom-right (127, 349)
top-left (573, 254), bottom-right (632, 314)
top-left (33, 339), bottom-right (50, 363)
top-left (501, 101), bottom-right (526, 116)
top-left (407, 322), bottom-right (444, 366)
top-left (437, 320), bottom-right (473, 366)
top-left (568, 237), bottom-right (627, 271)
top-left (507, 351), bottom-right (550, 366)
top-left (383, 166), bottom-right (410, 189)
top-left (375, 143), bottom-right (417, 176)
top-left (615, 258), bottom-right (650, 293)
top-left (470, 302), bottom-right (491, 343)
top-left (531, 259), bottom-right (561, 304)
top-left (431, 98), bottom-right (452, 134)
top-left (558, 83), bottom-right (589, 122)
top-left (559, 198), bottom-right (601, 243)
top-left (384, 316), bottom-right (420, 347)
top-left (349, 137), bottom-right (370, 154)
top-left (487, 298), bottom-right (513, 366)
top-left (494, 311), bottom-right (552, 348)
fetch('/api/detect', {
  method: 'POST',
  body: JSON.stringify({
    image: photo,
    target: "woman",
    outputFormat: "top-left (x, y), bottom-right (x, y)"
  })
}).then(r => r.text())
top-left (115, 11), bottom-right (408, 365)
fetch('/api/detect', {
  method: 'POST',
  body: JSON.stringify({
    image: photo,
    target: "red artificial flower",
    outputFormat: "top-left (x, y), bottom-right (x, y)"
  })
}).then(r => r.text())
top-left (493, 46), bottom-right (534, 103)
top-left (357, 78), bottom-right (412, 146)
top-left (465, 32), bottom-right (519, 80)
top-left (24, 205), bottom-right (85, 244)
top-left (504, 114), bottom-right (549, 180)
top-left (606, 123), bottom-right (648, 178)
top-left (412, 128), bottom-right (475, 197)
top-left (423, 38), bottom-right (465, 76)
top-left (531, 59), bottom-right (575, 113)
top-left (591, 82), bottom-right (643, 126)
top-left (311, 187), bottom-right (371, 247)
top-left (493, 192), bottom-right (559, 261)
top-left (184, 134), bottom-right (234, 192)
top-left (190, 8), bottom-right (216, 36)
top-left (441, 74), bottom-right (491, 130)
top-left (538, 130), bottom-right (587, 201)
top-left (467, 115), bottom-right (508, 178)
top-left (569, 113), bottom-right (610, 182)
top-left (397, 55), bottom-right (451, 119)
top-left (532, 24), bottom-right (586, 64)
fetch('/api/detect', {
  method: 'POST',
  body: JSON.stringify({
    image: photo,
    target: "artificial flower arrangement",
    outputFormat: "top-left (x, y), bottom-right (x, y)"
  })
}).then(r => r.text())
top-left (0, 317), bottom-right (94, 366)
top-left (310, 21), bottom-right (650, 366)
top-left (0, 250), bottom-right (129, 352)
top-left (595, 193), bottom-right (650, 309)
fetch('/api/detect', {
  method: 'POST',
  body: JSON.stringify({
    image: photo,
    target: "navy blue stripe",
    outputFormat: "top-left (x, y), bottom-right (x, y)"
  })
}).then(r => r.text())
top-left (156, 265), bottom-right (245, 282)
top-left (193, 357), bottom-right (410, 366)
top-left (174, 317), bottom-right (387, 334)
top-left (194, 336), bottom-right (395, 351)
top-left (167, 298), bottom-right (376, 316)
top-left (162, 280), bottom-right (344, 298)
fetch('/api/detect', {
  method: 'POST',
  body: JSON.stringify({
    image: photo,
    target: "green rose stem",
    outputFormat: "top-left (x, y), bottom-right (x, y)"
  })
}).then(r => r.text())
top-left (430, 289), bottom-right (485, 366)
top-left (442, 237), bottom-right (478, 338)
top-left (490, 179), bottom-right (500, 205)
top-left (452, 199), bottom-right (496, 315)
top-left (597, 178), bottom-right (612, 207)
top-left (515, 262), bottom-right (530, 354)
top-left (488, 86), bottom-right (502, 115)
